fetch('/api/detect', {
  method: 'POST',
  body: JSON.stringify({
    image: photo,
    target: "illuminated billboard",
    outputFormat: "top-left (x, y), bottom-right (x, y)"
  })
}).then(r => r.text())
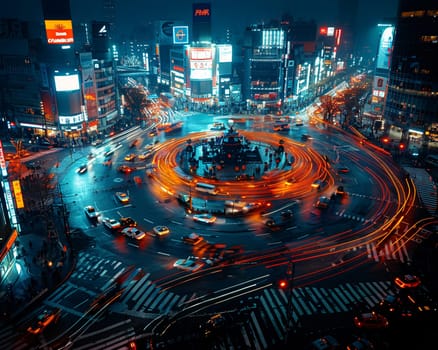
top-left (44, 19), bottom-right (74, 45)
top-left (190, 48), bottom-right (213, 80)
top-left (376, 26), bottom-right (394, 70)
top-left (173, 26), bottom-right (189, 44)
top-left (218, 45), bottom-right (232, 63)
top-left (54, 74), bottom-right (80, 92)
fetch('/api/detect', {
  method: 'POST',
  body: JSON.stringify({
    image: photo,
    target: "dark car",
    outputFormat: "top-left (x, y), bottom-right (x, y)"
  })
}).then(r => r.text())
top-left (77, 164), bottom-right (88, 174)
top-left (119, 217), bottom-right (137, 228)
top-left (27, 308), bottom-right (61, 335)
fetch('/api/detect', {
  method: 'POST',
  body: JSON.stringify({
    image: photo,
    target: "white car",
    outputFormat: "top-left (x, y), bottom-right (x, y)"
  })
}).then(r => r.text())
top-left (84, 206), bottom-right (98, 219)
top-left (173, 256), bottom-right (212, 272)
top-left (115, 191), bottom-right (130, 203)
top-left (153, 225), bottom-right (170, 237)
top-left (121, 227), bottom-right (146, 240)
top-left (102, 217), bottom-right (121, 231)
top-left (193, 213), bottom-right (216, 224)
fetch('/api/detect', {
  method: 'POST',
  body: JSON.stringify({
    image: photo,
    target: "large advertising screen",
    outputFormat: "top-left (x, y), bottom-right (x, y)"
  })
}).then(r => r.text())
top-left (54, 74), bottom-right (80, 92)
top-left (44, 19), bottom-right (74, 45)
top-left (376, 26), bottom-right (394, 70)
top-left (190, 48), bottom-right (213, 80)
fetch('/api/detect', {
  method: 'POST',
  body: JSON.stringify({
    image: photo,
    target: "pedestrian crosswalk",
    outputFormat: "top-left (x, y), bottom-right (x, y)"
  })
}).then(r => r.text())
top-left (0, 249), bottom-right (408, 350)
top-left (209, 280), bottom-right (396, 349)
top-left (366, 239), bottom-right (411, 263)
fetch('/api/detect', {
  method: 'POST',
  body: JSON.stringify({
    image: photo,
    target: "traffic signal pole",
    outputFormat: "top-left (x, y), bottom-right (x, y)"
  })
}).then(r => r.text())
top-left (284, 258), bottom-right (295, 345)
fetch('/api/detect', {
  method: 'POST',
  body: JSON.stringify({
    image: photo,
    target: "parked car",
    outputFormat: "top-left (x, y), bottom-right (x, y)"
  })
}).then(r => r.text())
top-left (193, 213), bottom-right (217, 224)
top-left (115, 191), bottom-right (130, 203)
top-left (394, 274), bottom-right (421, 289)
top-left (121, 227), bottom-right (146, 240)
top-left (84, 205), bottom-right (98, 220)
top-left (353, 312), bottom-right (389, 329)
top-left (102, 217), bottom-right (121, 231)
top-left (27, 308), bottom-right (61, 335)
top-left (119, 217), bottom-right (137, 228)
top-left (153, 225), bottom-right (170, 237)
top-left (181, 233), bottom-right (205, 245)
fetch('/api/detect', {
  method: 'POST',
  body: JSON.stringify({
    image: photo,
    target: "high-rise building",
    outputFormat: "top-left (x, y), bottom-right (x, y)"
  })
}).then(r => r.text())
top-left (192, 2), bottom-right (212, 43)
top-left (383, 0), bottom-right (438, 156)
top-left (337, 0), bottom-right (358, 59)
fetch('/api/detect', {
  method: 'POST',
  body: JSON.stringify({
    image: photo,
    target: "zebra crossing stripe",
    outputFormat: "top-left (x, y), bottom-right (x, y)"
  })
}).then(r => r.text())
top-left (158, 291), bottom-right (175, 313)
top-left (372, 244), bottom-right (379, 261)
top-left (326, 288), bottom-right (349, 312)
top-left (358, 282), bottom-right (379, 305)
top-left (121, 274), bottom-right (150, 303)
top-left (333, 287), bottom-right (352, 306)
top-left (302, 288), bottom-right (318, 313)
top-left (344, 283), bottom-right (363, 303)
top-left (313, 288), bottom-right (335, 313)
top-left (250, 312), bottom-right (268, 349)
top-left (365, 282), bottom-right (386, 301)
top-left (163, 294), bottom-right (182, 314)
top-left (137, 286), bottom-right (159, 312)
top-left (306, 287), bottom-right (330, 313)
top-left (260, 294), bottom-right (284, 340)
top-left (240, 325), bottom-right (253, 349)
top-left (101, 267), bottom-right (126, 291)
top-left (292, 289), bottom-right (312, 315)
top-left (339, 285), bottom-right (357, 305)
top-left (264, 289), bottom-right (288, 329)
top-left (130, 278), bottom-right (151, 303)
top-left (148, 291), bottom-right (167, 311)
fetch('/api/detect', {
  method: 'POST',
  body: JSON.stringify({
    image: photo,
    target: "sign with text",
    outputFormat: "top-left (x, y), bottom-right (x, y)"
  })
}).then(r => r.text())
top-left (45, 19), bottom-right (74, 45)
top-left (173, 26), bottom-right (189, 44)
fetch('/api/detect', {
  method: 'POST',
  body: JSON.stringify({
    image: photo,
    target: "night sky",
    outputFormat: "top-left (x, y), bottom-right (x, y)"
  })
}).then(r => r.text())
top-left (3, 0), bottom-right (399, 44)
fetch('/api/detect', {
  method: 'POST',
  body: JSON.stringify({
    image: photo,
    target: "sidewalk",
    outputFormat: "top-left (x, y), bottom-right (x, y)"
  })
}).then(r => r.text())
top-left (0, 148), bottom-right (76, 323)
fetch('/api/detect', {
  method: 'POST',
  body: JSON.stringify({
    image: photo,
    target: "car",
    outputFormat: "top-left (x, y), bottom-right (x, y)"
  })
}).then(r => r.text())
top-left (103, 149), bottom-right (114, 157)
top-left (346, 337), bottom-right (374, 350)
top-left (27, 308), bottom-right (61, 335)
top-left (335, 186), bottom-right (345, 196)
top-left (315, 196), bottom-right (330, 209)
top-left (26, 161), bottom-right (41, 170)
top-left (138, 151), bottom-right (152, 160)
top-left (193, 213), bottom-right (217, 224)
top-left (118, 165), bottom-right (134, 174)
top-left (338, 166), bottom-right (350, 174)
top-left (301, 134), bottom-right (312, 141)
top-left (129, 139), bottom-right (139, 148)
top-left (77, 164), bottom-right (88, 174)
top-left (353, 312), bottom-right (389, 329)
top-left (181, 233), bottom-right (205, 245)
top-left (115, 191), bottom-right (130, 203)
top-left (124, 153), bottom-right (137, 161)
top-left (203, 313), bottom-right (228, 337)
top-left (121, 227), bottom-right (146, 240)
top-left (311, 179), bottom-right (324, 190)
top-left (210, 122), bottom-right (226, 131)
top-left (119, 217), bottom-right (137, 228)
top-left (310, 335), bottom-right (340, 350)
top-left (91, 139), bottom-right (103, 146)
top-left (173, 256), bottom-right (212, 272)
top-left (153, 225), bottom-right (170, 237)
top-left (394, 274), bottom-right (421, 289)
top-left (102, 217), bottom-right (121, 231)
top-left (84, 205), bottom-right (98, 219)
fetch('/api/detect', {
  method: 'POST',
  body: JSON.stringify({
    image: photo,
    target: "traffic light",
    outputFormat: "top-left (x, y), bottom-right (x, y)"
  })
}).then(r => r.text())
top-left (278, 279), bottom-right (288, 290)
top-left (399, 143), bottom-right (405, 150)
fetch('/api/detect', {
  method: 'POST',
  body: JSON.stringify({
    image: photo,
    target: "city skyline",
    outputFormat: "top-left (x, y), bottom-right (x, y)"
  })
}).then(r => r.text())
top-left (4, 0), bottom-right (399, 43)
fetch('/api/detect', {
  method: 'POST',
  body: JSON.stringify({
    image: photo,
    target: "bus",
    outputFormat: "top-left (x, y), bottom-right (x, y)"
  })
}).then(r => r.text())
top-left (195, 182), bottom-right (218, 195)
